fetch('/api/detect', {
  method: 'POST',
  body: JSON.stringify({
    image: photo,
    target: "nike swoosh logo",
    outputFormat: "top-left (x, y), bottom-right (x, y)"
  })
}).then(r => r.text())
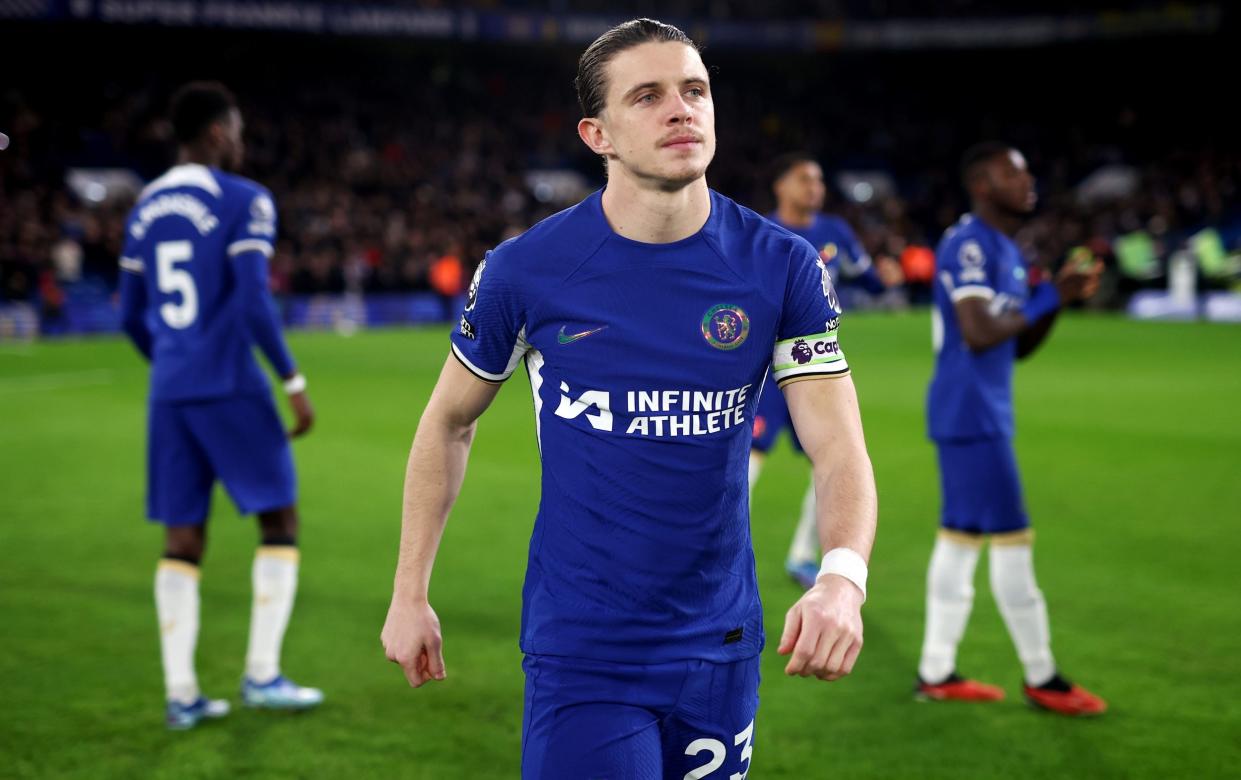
top-left (558, 325), bottom-right (608, 345)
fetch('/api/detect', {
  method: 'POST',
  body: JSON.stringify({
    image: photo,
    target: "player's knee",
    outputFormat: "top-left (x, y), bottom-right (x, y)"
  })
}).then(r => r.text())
top-left (258, 505), bottom-right (298, 545)
top-left (163, 527), bottom-right (206, 563)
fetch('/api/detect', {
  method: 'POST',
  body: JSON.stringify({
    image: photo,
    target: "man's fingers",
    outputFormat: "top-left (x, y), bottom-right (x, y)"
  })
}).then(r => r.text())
top-left (819, 628), bottom-right (863, 682)
top-left (381, 635), bottom-right (432, 687)
top-left (810, 630), bottom-right (837, 679)
top-left (289, 410), bottom-right (313, 437)
top-left (842, 639), bottom-right (863, 676)
top-left (780, 582), bottom-right (865, 683)
top-left (821, 632), bottom-right (851, 678)
top-left (777, 606), bottom-right (802, 656)
top-left (427, 639), bottom-right (447, 681)
top-left (287, 394), bottom-right (314, 438)
top-left (784, 619), bottom-right (822, 677)
top-left (403, 656), bottom-right (427, 688)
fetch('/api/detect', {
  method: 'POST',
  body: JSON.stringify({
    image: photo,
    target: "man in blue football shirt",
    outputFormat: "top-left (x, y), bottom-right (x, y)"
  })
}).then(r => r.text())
top-left (915, 142), bottom-right (1106, 716)
top-left (382, 19), bottom-right (878, 778)
top-left (751, 153), bottom-right (902, 589)
top-left (119, 82), bottom-right (323, 729)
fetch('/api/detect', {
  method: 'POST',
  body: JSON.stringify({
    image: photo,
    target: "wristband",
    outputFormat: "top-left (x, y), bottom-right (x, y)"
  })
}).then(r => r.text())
top-left (283, 373), bottom-right (307, 395)
top-left (818, 547), bottom-right (868, 601)
top-left (1022, 281), bottom-right (1061, 322)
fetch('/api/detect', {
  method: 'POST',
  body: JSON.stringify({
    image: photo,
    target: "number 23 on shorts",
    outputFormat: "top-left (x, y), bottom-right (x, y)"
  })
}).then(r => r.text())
top-left (683, 719), bottom-right (754, 780)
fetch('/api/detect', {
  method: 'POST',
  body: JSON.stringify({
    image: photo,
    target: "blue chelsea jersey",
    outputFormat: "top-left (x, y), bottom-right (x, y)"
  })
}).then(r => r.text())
top-left (767, 212), bottom-right (884, 295)
top-left (120, 164), bottom-right (281, 402)
top-left (451, 189), bottom-right (848, 664)
top-left (928, 214), bottom-right (1031, 441)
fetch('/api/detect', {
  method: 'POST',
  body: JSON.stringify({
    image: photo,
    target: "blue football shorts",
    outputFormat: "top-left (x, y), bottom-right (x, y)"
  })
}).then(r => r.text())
top-left (147, 394), bottom-right (296, 526)
top-left (521, 653), bottom-right (760, 779)
top-left (935, 436), bottom-right (1029, 535)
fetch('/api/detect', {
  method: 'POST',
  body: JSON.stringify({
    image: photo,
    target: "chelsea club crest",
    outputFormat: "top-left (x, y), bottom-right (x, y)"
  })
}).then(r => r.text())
top-left (701, 304), bottom-right (750, 350)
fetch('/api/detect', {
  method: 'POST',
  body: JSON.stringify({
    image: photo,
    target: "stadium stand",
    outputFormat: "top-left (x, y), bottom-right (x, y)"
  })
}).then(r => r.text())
top-left (1, 11), bottom-right (1237, 334)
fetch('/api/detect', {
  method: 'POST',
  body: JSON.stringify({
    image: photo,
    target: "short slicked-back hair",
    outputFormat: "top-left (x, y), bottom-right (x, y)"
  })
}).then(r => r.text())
top-left (575, 18), bottom-right (698, 118)
top-left (770, 152), bottom-right (819, 187)
top-left (960, 141), bottom-right (1012, 188)
top-left (170, 81), bottom-right (237, 144)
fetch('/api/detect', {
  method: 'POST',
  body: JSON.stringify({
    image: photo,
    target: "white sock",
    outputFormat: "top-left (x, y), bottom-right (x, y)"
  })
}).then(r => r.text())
top-left (245, 546), bottom-right (300, 684)
top-left (787, 478), bottom-right (819, 565)
top-left (747, 452), bottom-right (763, 496)
top-left (990, 542), bottom-right (1056, 687)
top-left (918, 534), bottom-right (981, 684)
top-left (155, 559), bottom-right (201, 705)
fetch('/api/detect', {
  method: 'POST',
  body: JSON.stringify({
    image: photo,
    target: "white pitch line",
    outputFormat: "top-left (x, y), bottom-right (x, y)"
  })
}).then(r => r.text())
top-left (0, 369), bottom-right (116, 394)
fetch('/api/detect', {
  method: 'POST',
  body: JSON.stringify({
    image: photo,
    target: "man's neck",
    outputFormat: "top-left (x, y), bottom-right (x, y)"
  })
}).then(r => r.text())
top-left (775, 204), bottom-right (815, 229)
top-left (600, 171), bottom-right (711, 244)
top-left (177, 147), bottom-right (219, 169)
top-left (972, 202), bottom-right (1021, 238)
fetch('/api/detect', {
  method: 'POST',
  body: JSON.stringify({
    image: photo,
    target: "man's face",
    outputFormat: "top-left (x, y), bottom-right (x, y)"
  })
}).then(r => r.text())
top-left (215, 108), bottom-right (245, 172)
top-left (774, 160), bottom-right (825, 212)
top-left (984, 149), bottom-right (1036, 214)
top-left (591, 41), bottom-right (715, 189)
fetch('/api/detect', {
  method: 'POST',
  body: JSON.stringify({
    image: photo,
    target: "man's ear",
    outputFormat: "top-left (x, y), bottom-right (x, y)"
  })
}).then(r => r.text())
top-left (577, 116), bottom-right (613, 158)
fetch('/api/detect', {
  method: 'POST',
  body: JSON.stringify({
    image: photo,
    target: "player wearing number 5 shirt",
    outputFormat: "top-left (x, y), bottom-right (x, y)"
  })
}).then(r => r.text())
top-left (119, 82), bottom-right (321, 730)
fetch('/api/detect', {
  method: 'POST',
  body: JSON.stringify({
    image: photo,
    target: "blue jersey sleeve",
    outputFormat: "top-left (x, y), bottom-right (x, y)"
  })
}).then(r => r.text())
top-left (449, 246), bottom-right (530, 382)
top-left (228, 186), bottom-right (295, 378)
top-left (118, 226), bottom-right (152, 359)
top-left (226, 187), bottom-right (278, 259)
top-left (771, 242), bottom-right (849, 386)
top-left (937, 233), bottom-right (997, 303)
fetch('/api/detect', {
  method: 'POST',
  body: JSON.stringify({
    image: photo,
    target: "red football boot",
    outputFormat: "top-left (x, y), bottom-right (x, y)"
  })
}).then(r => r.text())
top-left (915, 673), bottom-right (1006, 702)
top-left (1024, 675), bottom-right (1107, 716)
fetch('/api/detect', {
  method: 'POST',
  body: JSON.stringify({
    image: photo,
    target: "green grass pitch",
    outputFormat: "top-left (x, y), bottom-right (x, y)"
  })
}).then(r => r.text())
top-left (2, 312), bottom-right (1239, 779)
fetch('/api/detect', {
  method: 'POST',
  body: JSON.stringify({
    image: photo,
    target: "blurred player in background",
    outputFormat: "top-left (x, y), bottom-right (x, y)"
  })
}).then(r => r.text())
top-left (751, 153), bottom-right (902, 588)
top-left (119, 82), bottom-right (322, 729)
top-left (382, 19), bottom-right (876, 778)
top-left (915, 142), bottom-right (1106, 715)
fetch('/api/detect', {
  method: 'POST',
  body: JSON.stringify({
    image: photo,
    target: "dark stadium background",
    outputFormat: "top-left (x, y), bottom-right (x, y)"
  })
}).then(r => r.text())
top-left (2, 3), bottom-right (1237, 329)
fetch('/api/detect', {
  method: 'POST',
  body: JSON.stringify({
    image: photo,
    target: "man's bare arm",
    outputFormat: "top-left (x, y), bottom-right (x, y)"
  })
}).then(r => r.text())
top-left (381, 354), bottom-right (503, 688)
top-left (777, 373), bottom-right (877, 681)
top-left (786, 374), bottom-right (876, 562)
top-left (955, 297), bottom-right (1029, 353)
top-left (957, 261), bottom-right (1101, 354)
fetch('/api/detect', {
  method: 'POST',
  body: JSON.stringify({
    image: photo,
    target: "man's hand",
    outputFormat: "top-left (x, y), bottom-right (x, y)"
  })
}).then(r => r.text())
top-left (1054, 259), bottom-right (1103, 304)
top-left (287, 390), bottom-right (314, 438)
top-left (777, 574), bottom-right (864, 681)
top-left (381, 596), bottom-right (446, 688)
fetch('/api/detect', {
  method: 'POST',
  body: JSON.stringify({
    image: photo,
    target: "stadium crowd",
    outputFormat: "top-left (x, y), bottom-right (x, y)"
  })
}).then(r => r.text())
top-left (2, 31), bottom-right (1237, 312)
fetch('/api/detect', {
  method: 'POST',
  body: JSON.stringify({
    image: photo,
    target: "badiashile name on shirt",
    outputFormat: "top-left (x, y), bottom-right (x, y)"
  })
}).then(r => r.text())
top-left (623, 384), bottom-right (752, 437)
